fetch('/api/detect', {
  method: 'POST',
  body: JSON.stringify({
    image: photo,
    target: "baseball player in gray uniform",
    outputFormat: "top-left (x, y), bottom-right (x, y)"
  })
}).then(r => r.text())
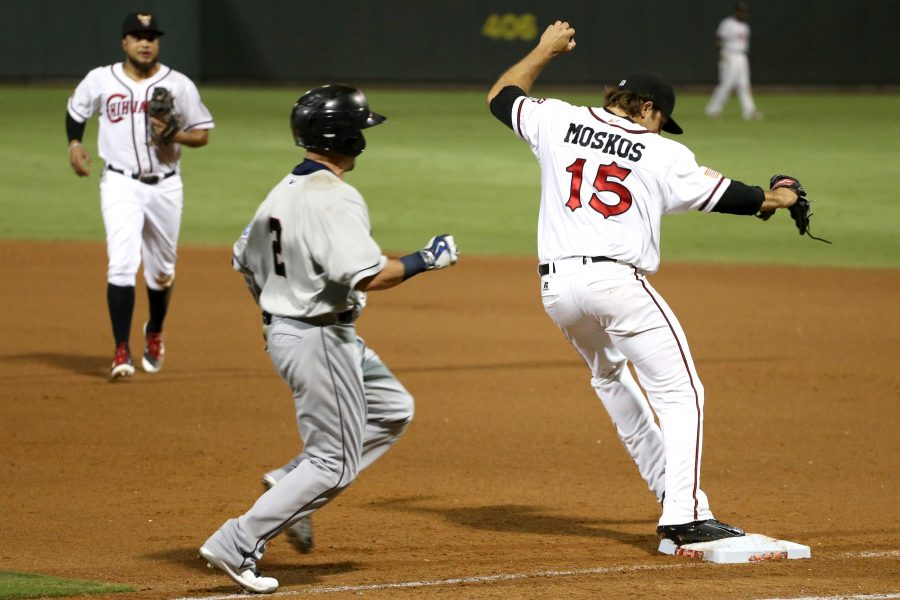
top-left (200, 84), bottom-right (459, 593)
top-left (487, 21), bottom-right (803, 548)
top-left (66, 12), bottom-right (214, 380)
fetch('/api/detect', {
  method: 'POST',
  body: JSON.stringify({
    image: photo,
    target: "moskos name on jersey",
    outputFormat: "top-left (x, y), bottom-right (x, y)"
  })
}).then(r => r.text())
top-left (564, 123), bottom-right (645, 162)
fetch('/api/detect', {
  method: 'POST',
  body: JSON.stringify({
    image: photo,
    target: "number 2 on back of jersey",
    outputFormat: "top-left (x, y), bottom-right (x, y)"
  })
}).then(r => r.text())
top-left (565, 159), bottom-right (633, 218)
top-left (269, 217), bottom-right (286, 276)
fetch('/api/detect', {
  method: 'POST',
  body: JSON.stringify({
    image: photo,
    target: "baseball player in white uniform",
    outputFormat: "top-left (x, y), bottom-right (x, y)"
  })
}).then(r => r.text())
top-left (488, 21), bottom-right (802, 547)
top-left (200, 84), bottom-right (459, 594)
top-left (706, 2), bottom-right (763, 120)
top-left (66, 12), bottom-right (214, 380)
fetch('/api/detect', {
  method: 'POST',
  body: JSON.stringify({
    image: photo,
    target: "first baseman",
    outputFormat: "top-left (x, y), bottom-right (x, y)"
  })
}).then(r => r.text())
top-left (199, 84), bottom-right (459, 593)
top-left (66, 12), bottom-right (214, 380)
top-left (487, 21), bottom-right (803, 546)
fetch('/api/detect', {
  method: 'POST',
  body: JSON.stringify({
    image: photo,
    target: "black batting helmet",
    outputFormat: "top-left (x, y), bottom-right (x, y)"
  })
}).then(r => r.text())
top-left (290, 84), bottom-right (386, 157)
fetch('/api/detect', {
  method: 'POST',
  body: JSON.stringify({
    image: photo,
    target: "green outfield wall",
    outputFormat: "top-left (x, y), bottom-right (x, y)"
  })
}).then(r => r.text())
top-left (1, 0), bottom-right (897, 85)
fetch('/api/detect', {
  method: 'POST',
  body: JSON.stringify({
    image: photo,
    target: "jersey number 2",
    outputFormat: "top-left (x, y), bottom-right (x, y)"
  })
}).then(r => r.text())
top-left (269, 217), bottom-right (286, 276)
top-left (565, 159), bottom-right (633, 218)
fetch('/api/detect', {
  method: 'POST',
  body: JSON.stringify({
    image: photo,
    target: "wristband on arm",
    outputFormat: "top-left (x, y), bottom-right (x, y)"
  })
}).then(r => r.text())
top-left (399, 251), bottom-right (428, 280)
top-left (66, 112), bottom-right (86, 145)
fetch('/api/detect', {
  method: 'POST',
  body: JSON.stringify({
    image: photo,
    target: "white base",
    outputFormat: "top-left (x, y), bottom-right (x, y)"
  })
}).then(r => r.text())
top-left (658, 533), bottom-right (811, 563)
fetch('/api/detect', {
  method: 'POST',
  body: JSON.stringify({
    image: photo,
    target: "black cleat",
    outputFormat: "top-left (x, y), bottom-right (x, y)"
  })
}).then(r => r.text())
top-left (657, 519), bottom-right (745, 546)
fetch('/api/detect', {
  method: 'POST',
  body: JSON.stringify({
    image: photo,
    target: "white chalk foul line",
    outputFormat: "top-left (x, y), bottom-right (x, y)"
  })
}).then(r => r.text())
top-left (174, 549), bottom-right (900, 600)
top-left (841, 550), bottom-right (900, 559)
top-left (173, 563), bottom-right (683, 600)
top-left (757, 594), bottom-right (900, 600)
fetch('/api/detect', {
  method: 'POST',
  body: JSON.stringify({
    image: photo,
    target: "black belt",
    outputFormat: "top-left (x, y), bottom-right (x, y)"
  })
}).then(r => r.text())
top-left (262, 310), bottom-right (355, 327)
top-left (538, 256), bottom-right (615, 276)
top-left (107, 165), bottom-right (176, 185)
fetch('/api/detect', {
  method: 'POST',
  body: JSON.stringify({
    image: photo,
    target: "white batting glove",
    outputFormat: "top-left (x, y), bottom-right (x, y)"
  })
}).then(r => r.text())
top-left (420, 234), bottom-right (460, 270)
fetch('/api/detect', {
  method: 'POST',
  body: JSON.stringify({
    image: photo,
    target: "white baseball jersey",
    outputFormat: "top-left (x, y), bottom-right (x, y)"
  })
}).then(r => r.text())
top-left (233, 162), bottom-right (388, 319)
top-left (717, 16), bottom-right (750, 54)
top-left (511, 97), bottom-right (730, 273)
top-left (67, 62), bottom-right (214, 173)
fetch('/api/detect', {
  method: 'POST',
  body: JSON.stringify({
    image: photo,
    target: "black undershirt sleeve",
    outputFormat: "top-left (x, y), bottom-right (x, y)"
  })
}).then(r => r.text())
top-left (66, 112), bottom-right (85, 143)
top-left (489, 85), bottom-right (526, 130)
top-left (712, 180), bottom-right (765, 215)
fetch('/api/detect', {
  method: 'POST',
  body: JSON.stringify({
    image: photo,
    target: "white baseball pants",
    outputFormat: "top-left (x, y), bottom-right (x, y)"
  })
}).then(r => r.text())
top-left (99, 169), bottom-right (183, 289)
top-left (706, 52), bottom-right (759, 119)
top-left (540, 258), bottom-right (715, 527)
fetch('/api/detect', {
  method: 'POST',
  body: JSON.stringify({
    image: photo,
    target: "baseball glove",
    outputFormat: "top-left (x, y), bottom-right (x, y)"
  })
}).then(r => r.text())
top-left (148, 87), bottom-right (181, 145)
top-left (757, 174), bottom-right (831, 244)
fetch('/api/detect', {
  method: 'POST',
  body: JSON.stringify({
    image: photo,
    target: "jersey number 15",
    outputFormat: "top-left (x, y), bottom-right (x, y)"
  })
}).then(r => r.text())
top-left (565, 159), bottom-right (633, 218)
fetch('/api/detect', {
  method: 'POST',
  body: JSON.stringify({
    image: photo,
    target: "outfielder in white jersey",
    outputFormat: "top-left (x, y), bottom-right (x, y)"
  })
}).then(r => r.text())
top-left (706, 2), bottom-right (763, 120)
top-left (488, 21), bottom-right (802, 547)
top-left (200, 85), bottom-right (459, 594)
top-left (66, 12), bottom-right (214, 380)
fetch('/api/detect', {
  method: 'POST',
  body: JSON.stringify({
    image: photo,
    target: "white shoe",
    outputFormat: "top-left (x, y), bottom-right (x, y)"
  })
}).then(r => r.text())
top-left (199, 546), bottom-right (278, 594)
top-left (141, 322), bottom-right (165, 373)
top-left (262, 474), bottom-right (315, 553)
top-left (745, 111), bottom-right (765, 121)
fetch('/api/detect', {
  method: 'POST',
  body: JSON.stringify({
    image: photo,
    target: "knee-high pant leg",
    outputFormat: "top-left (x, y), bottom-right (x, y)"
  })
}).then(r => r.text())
top-left (206, 318), bottom-right (366, 571)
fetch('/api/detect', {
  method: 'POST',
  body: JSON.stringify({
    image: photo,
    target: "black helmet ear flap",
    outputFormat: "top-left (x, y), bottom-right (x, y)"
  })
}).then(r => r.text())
top-left (290, 84), bottom-right (386, 157)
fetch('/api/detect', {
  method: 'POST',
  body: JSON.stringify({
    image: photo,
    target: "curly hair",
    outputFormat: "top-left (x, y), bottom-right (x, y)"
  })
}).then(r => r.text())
top-left (603, 88), bottom-right (650, 120)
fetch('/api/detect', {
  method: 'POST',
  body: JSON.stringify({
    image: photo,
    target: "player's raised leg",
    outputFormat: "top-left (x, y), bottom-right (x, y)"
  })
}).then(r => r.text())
top-left (359, 341), bottom-right (414, 470)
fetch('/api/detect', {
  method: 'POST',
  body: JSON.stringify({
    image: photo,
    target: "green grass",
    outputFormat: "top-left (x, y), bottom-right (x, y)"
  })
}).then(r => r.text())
top-left (0, 571), bottom-right (132, 599)
top-left (1, 85), bottom-right (898, 267)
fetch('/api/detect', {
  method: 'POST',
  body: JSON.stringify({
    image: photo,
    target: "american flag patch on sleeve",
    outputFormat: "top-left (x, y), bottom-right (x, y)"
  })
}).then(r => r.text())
top-left (702, 167), bottom-right (722, 179)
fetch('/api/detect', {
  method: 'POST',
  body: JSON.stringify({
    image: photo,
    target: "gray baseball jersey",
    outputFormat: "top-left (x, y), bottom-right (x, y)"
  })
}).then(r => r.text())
top-left (233, 162), bottom-right (387, 319)
top-left (206, 159), bottom-right (413, 571)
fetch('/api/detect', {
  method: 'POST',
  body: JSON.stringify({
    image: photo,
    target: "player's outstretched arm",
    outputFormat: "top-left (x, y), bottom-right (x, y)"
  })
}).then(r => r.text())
top-left (759, 187), bottom-right (799, 212)
top-left (357, 234), bottom-right (460, 292)
top-left (487, 20), bottom-right (576, 104)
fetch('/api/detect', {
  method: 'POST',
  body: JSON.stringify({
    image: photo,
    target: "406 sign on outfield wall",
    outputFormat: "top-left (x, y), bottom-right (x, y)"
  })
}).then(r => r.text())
top-left (481, 13), bottom-right (538, 42)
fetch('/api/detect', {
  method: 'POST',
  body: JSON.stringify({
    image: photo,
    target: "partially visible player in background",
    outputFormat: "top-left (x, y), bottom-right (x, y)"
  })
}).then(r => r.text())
top-left (66, 12), bottom-right (214, 380)
top-left (199, 84), bottom-right (459, 594)
top-left (705, 2), bottom-right (763, 120)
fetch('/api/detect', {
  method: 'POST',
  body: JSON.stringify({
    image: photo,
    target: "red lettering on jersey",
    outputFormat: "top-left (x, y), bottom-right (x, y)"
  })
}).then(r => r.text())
top-left (106, 95), bottom-right (148, 123)
top-left (564, 159), bottom-right (634, 218)
top-left (565, 158), bottom-right (586, 211)
top-left (106, 93), bottom-right (127, 123)
top-left (589, 163), bottom-right (633, 218)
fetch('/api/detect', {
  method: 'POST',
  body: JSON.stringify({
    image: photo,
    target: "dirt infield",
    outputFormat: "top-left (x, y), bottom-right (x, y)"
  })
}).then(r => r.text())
top-left (1, 240), bottom-right (898, 600)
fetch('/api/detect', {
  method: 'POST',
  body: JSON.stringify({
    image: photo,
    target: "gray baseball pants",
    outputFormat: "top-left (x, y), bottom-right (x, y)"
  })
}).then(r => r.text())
top-left (203, 316), bottom-right (414, 571)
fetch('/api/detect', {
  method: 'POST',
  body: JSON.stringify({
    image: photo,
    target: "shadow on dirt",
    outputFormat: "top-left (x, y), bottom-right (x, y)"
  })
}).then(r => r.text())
top-left (3, 352), bottom-right (109, 378)
top-left (371, 496), bottom-right (658, 553)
